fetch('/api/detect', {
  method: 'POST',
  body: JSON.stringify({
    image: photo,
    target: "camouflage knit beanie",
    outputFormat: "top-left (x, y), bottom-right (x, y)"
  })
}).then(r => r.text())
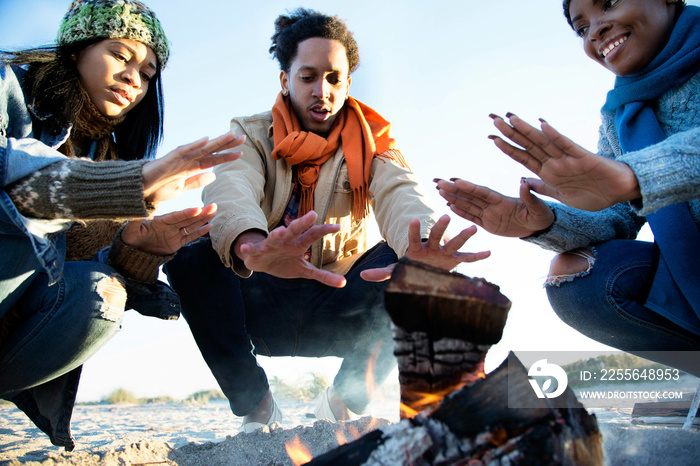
top-left (56, 0), bottom-right (170, 68)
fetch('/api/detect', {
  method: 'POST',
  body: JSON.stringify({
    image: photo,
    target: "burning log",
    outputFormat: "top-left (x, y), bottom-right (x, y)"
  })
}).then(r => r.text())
top-left (383, 259), bottom-right (511, 417)
top-left (308, 353), bottom-right (603, 465)
top-left (306, 259), bottom-right (602, 465)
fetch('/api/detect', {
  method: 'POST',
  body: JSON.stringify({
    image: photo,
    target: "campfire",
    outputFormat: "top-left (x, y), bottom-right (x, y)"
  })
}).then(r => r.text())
top-left (286, 435), bottom-right (313, 465)
top-left (286, 259), bottom-right (602, 465)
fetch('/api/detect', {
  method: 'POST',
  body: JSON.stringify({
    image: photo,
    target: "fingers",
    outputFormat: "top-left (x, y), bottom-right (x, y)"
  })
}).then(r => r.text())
top-left (489, 113), bottom-right (567, 175)
top-left (252, 211), bottom-right (339, 254)
top-left (452, 250), bottom-right (492, 263)
top-left (301, 267), bottom-right (347, 288)
top-left (239, 241), bottom-right (262, 257)
top-left (489, 133), bottom-right (543, 174)
top-left (170, 132), bottom-right (245, 166)
top-left (206, 132), bottom-right (246, 152)
top-left (169, 136), bottom-right (210, 159)
top-left (441, 225), bottom-right (477, 255)
top-left (492, 113), bottom-right (566, 161)
top-left (427, 214), bottom-right (450, 248)
top-left (285, 211), bottom-right (318, 237)
top-left (182, 171), bottom-right (217, 192)
top-left (360, 264), bottom-right (396, 282)
top-left (284, 211), bottom-right (340, 247)
top-left (435, 179), bottom-right (497, 225)
top-left (176, 203), bottom-right (217, 239)
top-left (195, 133), bottom-right (246, 165)
top-left (538, 119), bottom-right (586, 159)
top-left (521, 177), bottom-right (559, 202)
top-left (197, 150), bottom-right (243, 170)
top-left (296, 223), bottom-right (341, 246)
top-left (406, 218), bottom-right (423, 253)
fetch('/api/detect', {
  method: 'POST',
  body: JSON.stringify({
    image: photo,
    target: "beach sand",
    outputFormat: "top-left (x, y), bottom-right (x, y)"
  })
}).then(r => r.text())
top-left (2, 390), bottom-right (700, 466)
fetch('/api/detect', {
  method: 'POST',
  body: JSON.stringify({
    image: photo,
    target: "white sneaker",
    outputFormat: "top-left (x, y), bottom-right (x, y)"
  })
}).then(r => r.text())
top-left (314, 386), bottom-right (353, 422)
top-left (240, 396), bottom-right (283, 433)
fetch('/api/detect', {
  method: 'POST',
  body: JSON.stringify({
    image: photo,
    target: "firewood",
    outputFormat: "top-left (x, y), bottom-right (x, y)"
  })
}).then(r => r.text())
top-left (307, 261), bottom-right (601, 465)
top-left (384, 258), bottom-right (511, 344)
top-left (384, 259), bottom-right (511, 417)
top-left (308, 353), bottom-right (603, 466)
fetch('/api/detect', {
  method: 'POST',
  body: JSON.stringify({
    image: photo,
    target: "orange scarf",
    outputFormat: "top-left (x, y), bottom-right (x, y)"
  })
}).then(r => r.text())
top-left (271, 92), bottom-right (409, 219)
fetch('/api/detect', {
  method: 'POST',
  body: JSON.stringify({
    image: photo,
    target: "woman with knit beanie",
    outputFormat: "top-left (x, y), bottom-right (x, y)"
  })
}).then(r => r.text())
top-left (0, 0), bottom-right (243, 449)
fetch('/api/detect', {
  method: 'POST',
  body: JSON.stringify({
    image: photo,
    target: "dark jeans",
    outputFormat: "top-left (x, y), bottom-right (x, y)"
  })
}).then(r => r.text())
top-left (546, 239), bottom-right (700, 376)
top-left (164, 238), bottom-right (398, 416)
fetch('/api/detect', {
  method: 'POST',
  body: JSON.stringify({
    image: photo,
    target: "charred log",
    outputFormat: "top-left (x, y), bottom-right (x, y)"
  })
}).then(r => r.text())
top-left (307, 260), bottom-right (601, 465)
top-left (384, 259), bottom-right (511, 417)
top-left (308, 353), bottom-right (602, 466)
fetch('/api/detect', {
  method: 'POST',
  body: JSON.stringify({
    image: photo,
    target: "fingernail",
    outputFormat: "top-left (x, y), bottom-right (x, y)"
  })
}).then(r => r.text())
top-left (449, 177), bottom-right (458, 182)
top-left (488, 113), bottom-right (501, 120)
top-left (433, 178), bottom-right (443, 183)
top-left (505, 112), bottom-right (515, 118)
top-left (539, 117), bottom-right (547, 124)
top-left (487, 135), bottom-right (498, 140)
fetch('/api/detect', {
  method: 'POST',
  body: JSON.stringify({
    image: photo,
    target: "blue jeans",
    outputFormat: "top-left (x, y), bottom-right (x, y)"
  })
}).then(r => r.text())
top-left (164, 238), bottom-right (398, 416)
top-left (546, 239), bottom-right (700, 376)
top-left (0, 261), bottom-right (124, 396)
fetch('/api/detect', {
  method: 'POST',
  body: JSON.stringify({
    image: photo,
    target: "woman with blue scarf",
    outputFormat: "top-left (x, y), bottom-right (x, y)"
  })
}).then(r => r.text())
top-left (435, 0), bottom-right (700, 375)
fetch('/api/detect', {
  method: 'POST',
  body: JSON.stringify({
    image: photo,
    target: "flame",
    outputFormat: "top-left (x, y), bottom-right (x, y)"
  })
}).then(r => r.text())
top-left (400, 381), bottom-right (477, 419)
top-left (335, 427), bottom-right (348, 446)
top-left (364, 417), bottom-right (378, 433)
top-left (365, 342), bottom-right (381, 399)
top-left (400, 402), bottom-right (419, 419)
top-left (347, 424), bottom-right (361, 441)
top-left (285, 435), bottom-right (312, 465)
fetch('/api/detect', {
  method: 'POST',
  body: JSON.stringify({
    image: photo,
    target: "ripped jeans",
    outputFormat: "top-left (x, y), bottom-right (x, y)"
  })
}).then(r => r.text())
top-left (546, 239), bottom-right (700, 376)
top-left (0, 261), bottom-right (125, 396)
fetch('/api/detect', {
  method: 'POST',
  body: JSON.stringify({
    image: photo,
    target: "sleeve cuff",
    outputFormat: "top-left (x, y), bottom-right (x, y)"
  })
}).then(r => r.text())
top-left (108, 225), bottom-right (174, 283)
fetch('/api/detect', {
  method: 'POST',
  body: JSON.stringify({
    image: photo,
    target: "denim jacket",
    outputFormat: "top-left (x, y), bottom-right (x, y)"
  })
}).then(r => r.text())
top-left (0, 64), bottom-right (73, 314)
top-left (0, 63), bottom-right (180, 450)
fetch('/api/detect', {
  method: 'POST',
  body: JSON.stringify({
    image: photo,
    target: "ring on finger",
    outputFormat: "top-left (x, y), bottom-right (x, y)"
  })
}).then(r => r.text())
top-left (182, 227), bottom-right (190, 235)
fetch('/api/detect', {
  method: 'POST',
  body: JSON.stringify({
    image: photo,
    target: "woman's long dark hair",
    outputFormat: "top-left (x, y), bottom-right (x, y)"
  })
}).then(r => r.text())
top-left (2, 39), bottom-right (164, 160)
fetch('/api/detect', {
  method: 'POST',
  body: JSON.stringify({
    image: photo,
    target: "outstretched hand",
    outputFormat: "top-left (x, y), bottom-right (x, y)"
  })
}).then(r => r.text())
top-left (360, 214), bottom-right (491, 282)
top-left (435, 177), bottom-right (554, 238)
top-left (489, 113), bottom-right (640, 211)
top-left (142, 131), bottom-right (246, 204)
top-left (121, 203), bottom-right (219, 255)
top-left (237, 211), bottom-right (347, 288)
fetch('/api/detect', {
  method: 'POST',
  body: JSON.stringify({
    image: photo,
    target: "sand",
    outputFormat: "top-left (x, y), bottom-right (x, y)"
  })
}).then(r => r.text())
top-left (2, 391), bottom-right (700, 466)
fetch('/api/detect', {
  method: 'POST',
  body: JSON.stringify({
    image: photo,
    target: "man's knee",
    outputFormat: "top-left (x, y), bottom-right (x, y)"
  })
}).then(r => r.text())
top-left (545, 248), bottom-right (595, 286)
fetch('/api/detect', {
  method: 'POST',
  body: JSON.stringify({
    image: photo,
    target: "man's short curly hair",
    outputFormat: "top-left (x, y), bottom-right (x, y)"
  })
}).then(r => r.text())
top-left (269, 8), bottom-right (359, 74)
top-left (562, 0), bottom-right (686, 29)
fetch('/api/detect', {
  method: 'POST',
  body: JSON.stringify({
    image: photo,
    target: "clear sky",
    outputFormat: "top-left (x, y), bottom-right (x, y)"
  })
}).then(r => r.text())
top-left (3, 0), bottom-right (695, 403)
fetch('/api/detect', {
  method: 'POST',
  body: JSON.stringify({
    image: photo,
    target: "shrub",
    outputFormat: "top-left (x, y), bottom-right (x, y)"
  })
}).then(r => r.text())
top-left (185, 389), bottom-right (226, 404)
top-left (271, 372), bottom-right (329, 402)
top-left (103, 388), bottom-right (138, 404)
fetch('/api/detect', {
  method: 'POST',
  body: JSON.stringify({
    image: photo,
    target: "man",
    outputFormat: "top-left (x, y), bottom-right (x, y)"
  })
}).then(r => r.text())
top-left (164, 8), bottom-right (489, 432)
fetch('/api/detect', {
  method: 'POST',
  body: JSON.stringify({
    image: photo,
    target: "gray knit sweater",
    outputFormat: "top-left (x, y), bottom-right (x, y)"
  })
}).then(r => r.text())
top-left (524, 70), bottom-right (700, 253)
top-left (8, 158), bottom-right (169, 283)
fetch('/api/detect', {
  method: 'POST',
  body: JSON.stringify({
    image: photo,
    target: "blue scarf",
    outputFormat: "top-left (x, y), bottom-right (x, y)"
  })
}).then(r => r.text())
top-left (603, 6), bottom-right (700, 332)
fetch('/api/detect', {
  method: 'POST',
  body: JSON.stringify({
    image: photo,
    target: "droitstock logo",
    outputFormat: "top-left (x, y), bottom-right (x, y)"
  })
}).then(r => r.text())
top-left (527, 359), bottom-right (568, 399)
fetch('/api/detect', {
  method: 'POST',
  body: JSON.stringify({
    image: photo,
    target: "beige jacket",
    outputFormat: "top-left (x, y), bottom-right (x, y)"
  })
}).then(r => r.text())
top-left (204, 111), bottom-right (439, 277)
